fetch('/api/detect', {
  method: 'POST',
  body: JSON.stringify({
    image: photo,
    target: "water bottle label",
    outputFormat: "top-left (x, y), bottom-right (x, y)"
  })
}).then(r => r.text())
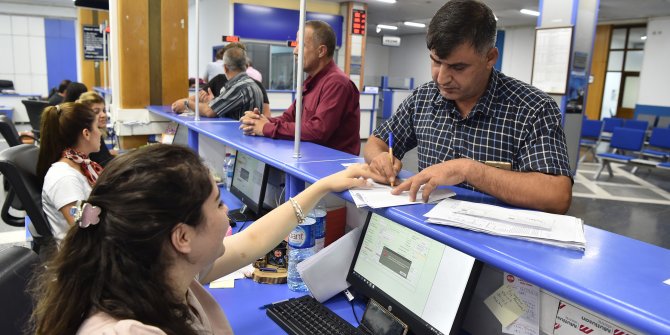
top-left (314, 216), bottom-right (325, 239)
top-left (288, 220), bottom-right (315, 249)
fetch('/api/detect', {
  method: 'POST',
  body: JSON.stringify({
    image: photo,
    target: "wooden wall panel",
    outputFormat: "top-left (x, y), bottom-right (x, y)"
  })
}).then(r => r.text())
top-left (585, 25), bottom-right (611, 120)
top-left (77, 8), bottom-right (109, 91)
top-left (116, 0), bottom-right (150, 108)
top-left (160, 0), bottom-right (188, 105)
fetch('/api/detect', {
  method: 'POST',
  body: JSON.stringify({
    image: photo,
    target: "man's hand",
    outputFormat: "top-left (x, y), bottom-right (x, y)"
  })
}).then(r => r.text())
top-left (171, 99), bottom-right (188, 113)
top-left (198, 88), bottom-right (215, 103)
top-left (391, 159), bottom-right (472, 202)
top-left (368, 152), bottom-right (402, 186)
top-left (239, 108), bottom-right (268, 136)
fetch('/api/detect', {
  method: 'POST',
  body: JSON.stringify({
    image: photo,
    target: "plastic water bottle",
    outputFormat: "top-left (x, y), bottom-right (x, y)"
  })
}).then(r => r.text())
top-left (287, 217), bottom-right (315, 292)
top-left (310, 200), bottom-right (327, 252)
top-left (223, 153), bottom-right (235, 191)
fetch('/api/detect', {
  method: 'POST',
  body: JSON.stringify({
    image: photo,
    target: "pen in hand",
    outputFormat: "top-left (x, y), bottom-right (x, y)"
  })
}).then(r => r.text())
top-left (388, 132), bottom-right (394, 187)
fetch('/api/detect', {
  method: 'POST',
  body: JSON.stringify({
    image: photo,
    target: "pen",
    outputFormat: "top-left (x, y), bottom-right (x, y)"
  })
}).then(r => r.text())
top-left (259, 297), bottom-right (296, 310)
top-left (388, 132), bottom-right (394, 187)
top-left (259, 267), bottom-right (277, 272)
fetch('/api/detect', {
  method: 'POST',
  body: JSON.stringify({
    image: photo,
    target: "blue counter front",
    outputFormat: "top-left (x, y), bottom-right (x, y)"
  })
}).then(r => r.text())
top-left (147, 105), bottom-right (670, 334)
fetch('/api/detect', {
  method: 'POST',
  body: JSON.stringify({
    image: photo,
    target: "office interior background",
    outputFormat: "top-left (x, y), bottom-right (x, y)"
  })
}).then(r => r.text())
top-left (0, 0), bottom-right (669, 271)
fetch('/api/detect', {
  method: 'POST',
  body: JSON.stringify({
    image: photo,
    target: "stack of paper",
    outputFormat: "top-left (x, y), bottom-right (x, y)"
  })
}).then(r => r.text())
top-left (349, 181), bottom-right (456, 209)
top-left (424, 199), bottom-right (586, 251)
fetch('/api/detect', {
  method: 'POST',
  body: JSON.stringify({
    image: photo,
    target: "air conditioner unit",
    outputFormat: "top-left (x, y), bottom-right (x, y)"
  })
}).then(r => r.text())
top-left (382, 36), bottom-right (401, 47)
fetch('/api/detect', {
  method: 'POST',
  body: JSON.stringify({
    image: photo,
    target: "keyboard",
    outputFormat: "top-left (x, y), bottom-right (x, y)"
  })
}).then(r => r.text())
top-left (266, 295), bottom-right (364, 335)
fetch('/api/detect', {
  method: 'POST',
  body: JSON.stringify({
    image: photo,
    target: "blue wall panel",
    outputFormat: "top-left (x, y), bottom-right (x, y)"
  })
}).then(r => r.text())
top-left (234, 4), bottom-right (343, 47)
top-left (495, 30), bottom-right (505, 71)
top-left (45, 18), bottom-right (77, 91)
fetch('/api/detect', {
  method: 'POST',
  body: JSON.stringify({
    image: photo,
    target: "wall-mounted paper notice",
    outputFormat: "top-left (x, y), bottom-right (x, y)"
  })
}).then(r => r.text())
top-left (484, 283), bottom-right (528, 327)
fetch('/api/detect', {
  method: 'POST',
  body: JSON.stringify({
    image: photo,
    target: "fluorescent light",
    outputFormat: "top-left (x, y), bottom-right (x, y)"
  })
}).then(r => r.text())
top-left (403, 21), bottom-right (426, 28)
top-left (641, 35), bottom-right (647, 40)
top-left (377, 24), bottom-right (398, 30)
top-left (494, 14), bottom-right (498, 21)
top-left (520, 9), bottom-right (540, 17)
top-left (376, 0), bottom-right (396, 3)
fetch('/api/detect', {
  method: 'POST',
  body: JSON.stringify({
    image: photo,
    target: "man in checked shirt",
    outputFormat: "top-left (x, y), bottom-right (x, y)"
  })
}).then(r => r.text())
top-left (364, 0), bottom-right (572, 214)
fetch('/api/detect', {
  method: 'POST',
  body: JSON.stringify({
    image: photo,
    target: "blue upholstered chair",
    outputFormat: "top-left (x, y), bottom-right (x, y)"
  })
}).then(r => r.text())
top-left (594, 127), bottom-right (646, 180)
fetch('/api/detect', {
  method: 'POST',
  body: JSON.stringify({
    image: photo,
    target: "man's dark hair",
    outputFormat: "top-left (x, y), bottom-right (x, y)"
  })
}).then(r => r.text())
top-left (58, 79), bottom-right (71, 93)
top-left (305, 20), bottom-right (336, 58)
top-left (223, 47), bottom-right (248, 72)
top-left (426, 0), bottom-right (497, 58)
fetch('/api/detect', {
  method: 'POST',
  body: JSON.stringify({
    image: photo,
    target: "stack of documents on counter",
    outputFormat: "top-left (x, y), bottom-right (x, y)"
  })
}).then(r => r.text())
top-left (349, 181), bottom-right (456, 209)
top-left (424, 199), bottom-right (586, 251)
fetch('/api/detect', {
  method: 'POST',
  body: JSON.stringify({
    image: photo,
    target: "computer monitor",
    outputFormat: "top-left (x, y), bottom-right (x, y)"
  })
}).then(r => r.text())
top-left (228, 151), bottom-right (270, 223)
top-left (347, 213), bottom-right (482, 335)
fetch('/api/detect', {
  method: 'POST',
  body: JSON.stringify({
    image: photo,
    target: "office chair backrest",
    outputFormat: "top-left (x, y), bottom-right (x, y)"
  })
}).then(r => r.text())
top-left (0, 115), bottom-right (22, 147)
top-left (21, 100), bottom-right (48, 138)
top-left (580, 119), bottom-right (603, 139)
top-left (610, 127), bottom-right (646, 152)
top-left (602, 117), bottom-right (624, 133)
top-left (0, 145), bottom-right (54, 250)
top-left (0, 79), bottom-right (14, 90)
top-left (0, 246), bottom-right (39, 335)
top-left (648, 127), bottom-right (670, 150)
top-left (623, 119), bottom-right (649, 131)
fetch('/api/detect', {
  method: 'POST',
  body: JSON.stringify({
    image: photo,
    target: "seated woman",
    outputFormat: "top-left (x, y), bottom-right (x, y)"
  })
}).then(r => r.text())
top-left (37, 103), bottom-right (103, 241)
top-left (30, 144), bottom-right (373, 334)
top-left (77, 92), bottom-right (116, 166)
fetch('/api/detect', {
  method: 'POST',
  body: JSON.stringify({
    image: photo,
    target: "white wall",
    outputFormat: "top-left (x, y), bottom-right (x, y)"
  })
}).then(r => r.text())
top-left (387, 34), bottom-right (432, 87)
top-left (0, 14), bottom-right (48, 95)
top-left (363, 36), bottom-right (390, 87)
top-left (638, 16), bottom-right (670, 106)
top-left (500, 26), bottom-right (535, 84)
top-left (188, 0), bottom-right (231, 79)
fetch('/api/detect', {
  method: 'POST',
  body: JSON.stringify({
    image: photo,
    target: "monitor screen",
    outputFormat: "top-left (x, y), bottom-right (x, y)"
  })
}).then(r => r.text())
top-left (229, 151), bottom-right (269, 218)
top-left (347, 213), bottom-right (482, 335)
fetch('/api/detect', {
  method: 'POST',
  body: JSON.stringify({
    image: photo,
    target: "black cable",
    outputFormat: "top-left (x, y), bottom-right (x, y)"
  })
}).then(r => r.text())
top-left (350, 299), bottom-right (360, 324)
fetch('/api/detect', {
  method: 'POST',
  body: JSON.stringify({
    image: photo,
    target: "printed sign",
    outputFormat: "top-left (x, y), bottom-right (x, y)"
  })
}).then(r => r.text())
top-left (83, 25), bottom-right (106, 60)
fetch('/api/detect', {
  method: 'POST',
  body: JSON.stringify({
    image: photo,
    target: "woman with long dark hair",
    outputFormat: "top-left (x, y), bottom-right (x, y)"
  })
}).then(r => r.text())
top-left (31, 144), bottom-right (374, 334)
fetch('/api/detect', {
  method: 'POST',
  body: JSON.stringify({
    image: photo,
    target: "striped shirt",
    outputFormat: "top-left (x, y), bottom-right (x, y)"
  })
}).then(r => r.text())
top-left (209, 72), bottom-right (263, 119)
top-left (373, 69), bottom-right (572, 190)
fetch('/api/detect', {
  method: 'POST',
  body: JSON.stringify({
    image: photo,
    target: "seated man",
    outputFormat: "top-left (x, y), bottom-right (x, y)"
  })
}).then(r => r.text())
top-left (363, 0), bottom-right (572, 214)
top-left (238, 20), bottom-right (361, 155)
top-left (173, 43), bottom-right (271, 117)
top-left (172, 46), bottom-right (263, 119)
top-left (47, 79), bottom-right (71, 106)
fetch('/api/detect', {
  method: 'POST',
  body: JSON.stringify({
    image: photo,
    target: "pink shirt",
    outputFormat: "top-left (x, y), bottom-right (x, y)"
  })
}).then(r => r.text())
top-left (77, 281), bottom-right (232, 335)
top-left (262, 60), bottom-right (361, 155)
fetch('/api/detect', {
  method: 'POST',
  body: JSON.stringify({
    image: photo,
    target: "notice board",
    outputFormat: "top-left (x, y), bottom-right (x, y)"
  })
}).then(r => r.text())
top-left (531, 26), bottom-right (573, 95)
top-left (83, 25), bottom-right (105, 60)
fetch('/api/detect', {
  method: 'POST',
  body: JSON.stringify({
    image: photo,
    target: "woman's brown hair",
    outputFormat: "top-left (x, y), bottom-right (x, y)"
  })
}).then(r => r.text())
top-left (31, 144), bottom-right (212, 335)
top-left (36, 102), bottom-right (97, 183)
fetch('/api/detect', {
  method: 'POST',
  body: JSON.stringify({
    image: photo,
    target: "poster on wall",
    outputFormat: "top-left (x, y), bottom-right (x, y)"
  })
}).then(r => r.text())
top-left (83, 25), bottom-right (106, 60)
top-left (531, 26), bottom-right (573, 95)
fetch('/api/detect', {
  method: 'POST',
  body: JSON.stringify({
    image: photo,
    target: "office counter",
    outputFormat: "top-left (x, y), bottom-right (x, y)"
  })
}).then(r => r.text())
top-left (148, 106), bottom-right (670, 334)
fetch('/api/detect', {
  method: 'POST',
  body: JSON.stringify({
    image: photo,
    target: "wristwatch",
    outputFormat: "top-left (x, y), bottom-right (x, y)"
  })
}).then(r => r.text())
top-left (184, 99), bottom-right (190, 110)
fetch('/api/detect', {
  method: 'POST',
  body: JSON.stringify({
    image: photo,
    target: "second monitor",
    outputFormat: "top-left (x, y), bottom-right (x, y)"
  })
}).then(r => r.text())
top-left (228, 150), bottom-right (270, 223)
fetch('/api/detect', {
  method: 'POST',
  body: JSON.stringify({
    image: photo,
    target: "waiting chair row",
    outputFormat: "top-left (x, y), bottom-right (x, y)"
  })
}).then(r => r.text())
top-left (594, 127), bottom-right (670, 179)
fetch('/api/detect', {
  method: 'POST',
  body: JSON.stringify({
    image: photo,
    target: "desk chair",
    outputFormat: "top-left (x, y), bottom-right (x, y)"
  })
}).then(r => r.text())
top-left (0, 79), bottom-right (14, 92)
top-left (0, 246), bottom-right (39, 335)
top-left (0, 115), bottom-right (36, 146)
top-left (579, 119), bottom-right (603, 163)
top-left (21, 100), bottom-right (48, 140)
top-left (0, 115), bottom-right (37, 225)
top-left (0, 145), bottom-right (55, 255)
top-left (594, 127), bottom-right (646, 180)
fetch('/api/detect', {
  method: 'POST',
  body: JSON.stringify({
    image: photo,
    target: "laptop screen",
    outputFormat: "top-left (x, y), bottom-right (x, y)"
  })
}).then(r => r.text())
top-left (347, 213), bottom-right (482, 335)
